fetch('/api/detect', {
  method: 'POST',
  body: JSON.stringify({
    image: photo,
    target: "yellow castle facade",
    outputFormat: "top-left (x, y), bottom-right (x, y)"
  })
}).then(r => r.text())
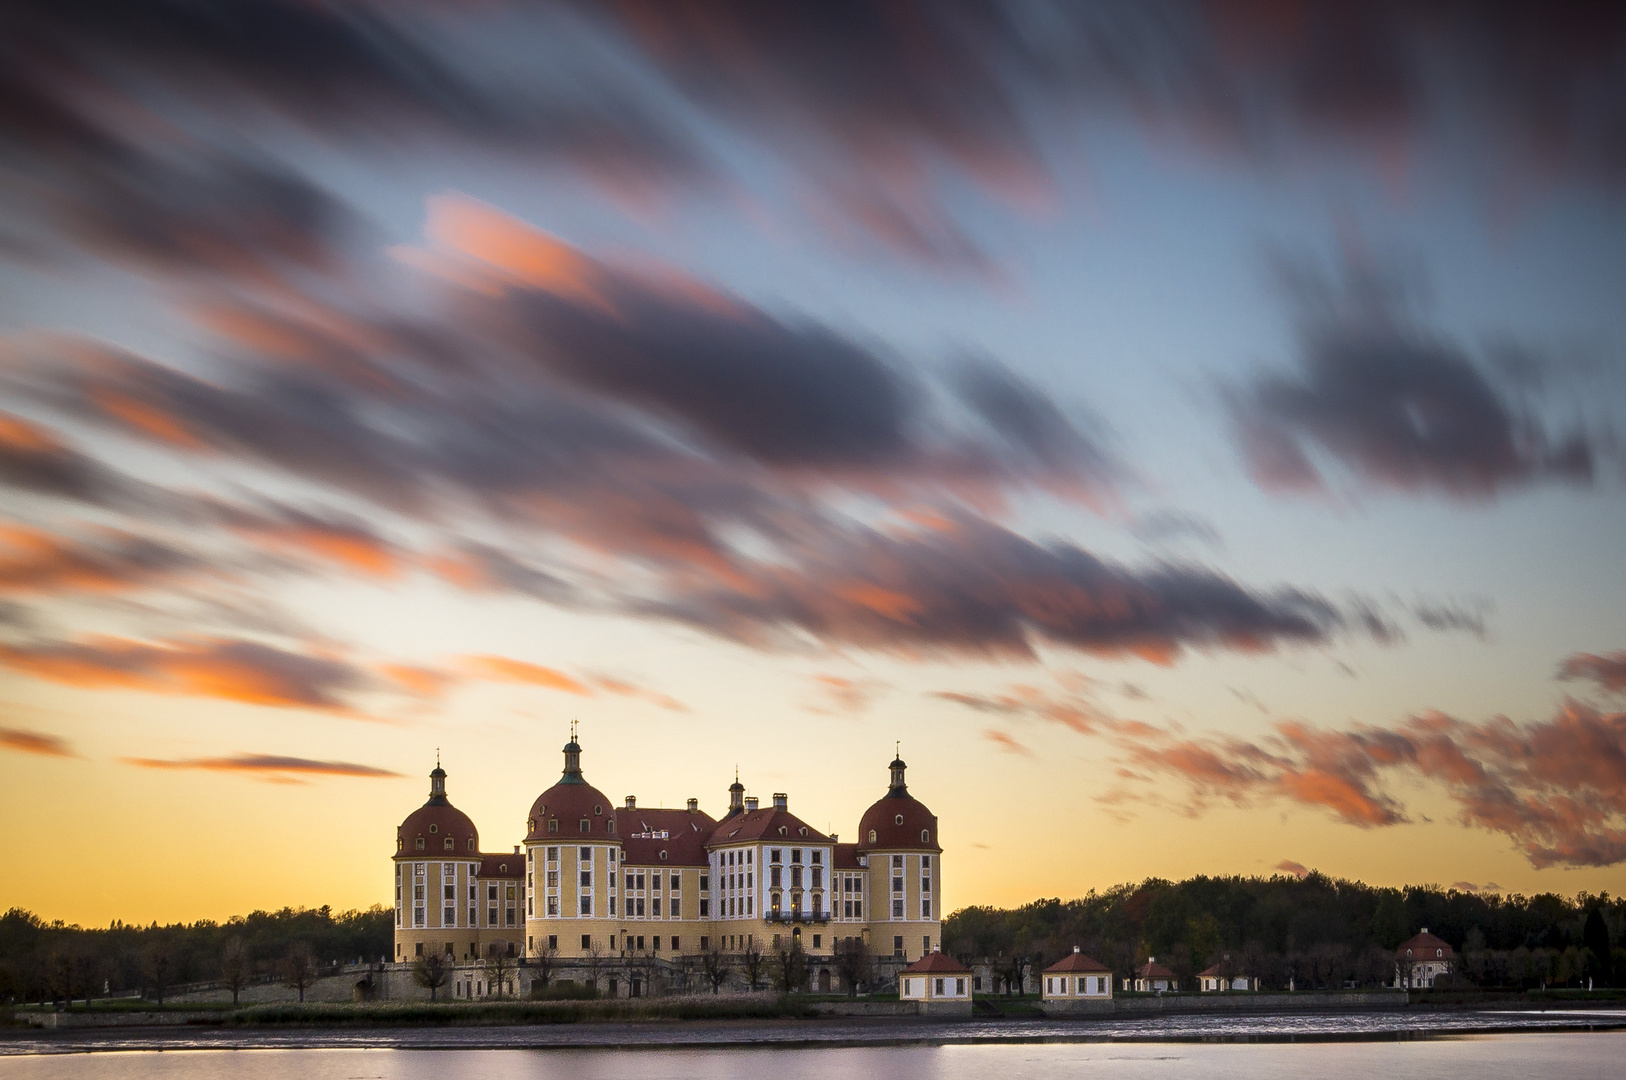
top-left (391, 735), bottom-right (943, 982)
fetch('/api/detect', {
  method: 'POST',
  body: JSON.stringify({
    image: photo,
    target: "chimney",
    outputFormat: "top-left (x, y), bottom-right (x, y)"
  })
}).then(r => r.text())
top-left (625, 795), bottom-right (636, 810)
top-left (1073, 946), bottom-right (1080, 953)
top-left (745, 796), bottom-right (759, 812)
top-left (773, 792), bottom-right (787, 811)
top-left (1421, 927), bottom-right (1428, 935)
top-left (513, 845), bottom-right (520, 855)
top-left (686, 797), bottom-right (698, 812)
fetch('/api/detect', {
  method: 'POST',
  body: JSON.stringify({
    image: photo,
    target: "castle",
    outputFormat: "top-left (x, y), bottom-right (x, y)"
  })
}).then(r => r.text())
top-left (391, 733), bottom-right (942, 994)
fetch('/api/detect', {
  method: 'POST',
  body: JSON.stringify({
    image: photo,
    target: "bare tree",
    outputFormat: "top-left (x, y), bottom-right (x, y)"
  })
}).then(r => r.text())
top-left (741, 941), bottom-right (766, 991)
top-left (142, 939), bottom-right (174, 1005)
top-left (281, 942), bottom-right (318, 1003)
top-left (833, 937), bottom-right (871, 998)
top-left (531, 937), bottom-right (557, 991)
top-left (483, 943), bottom-right (515, 1000)
top-left (584, 939), bottom-right (605, 993)
top-left (220, 937), bottom-right (252, 1007)
top-left (701, 945), bottom-right (731, 994)
top-left (47, 944), bottom-right (93, 1008)
top-left (773, 938), bottom-right (809, 994)
top-left (412, 951), bottom-right (450, 1001)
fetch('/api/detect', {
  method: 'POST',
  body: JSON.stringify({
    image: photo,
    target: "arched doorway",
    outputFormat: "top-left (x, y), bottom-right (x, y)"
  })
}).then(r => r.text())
top-left (818, 968), bottom-right (831, 993)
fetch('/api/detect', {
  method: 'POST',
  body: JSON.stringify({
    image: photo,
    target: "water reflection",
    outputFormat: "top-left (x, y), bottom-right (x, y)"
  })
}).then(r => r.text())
top-left (2, 1033), bottom-right (1625, 1080)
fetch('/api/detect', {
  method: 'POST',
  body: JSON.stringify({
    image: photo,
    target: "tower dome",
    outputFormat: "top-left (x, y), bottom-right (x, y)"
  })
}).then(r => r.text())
top-left (397, 759), bottom-right (479, 855)
top-left (526, 733), bottom-right (617, 841)
top-left (857, 753), bottom-right (940, 852)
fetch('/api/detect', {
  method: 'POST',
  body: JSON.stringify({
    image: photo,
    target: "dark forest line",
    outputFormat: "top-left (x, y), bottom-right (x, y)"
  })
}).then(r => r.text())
top-left (0, 905), bottom-right (392, 1005)
top-left (4, 871), bottom-right (1623, 1005)
top-left (942, 873), bottom-right (1624, 993)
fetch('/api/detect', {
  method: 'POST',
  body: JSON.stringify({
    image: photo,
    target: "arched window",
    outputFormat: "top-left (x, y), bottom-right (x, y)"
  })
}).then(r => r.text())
top-left (579, 819), bottom-right (590, 833)
top-left (548, 819), bottom-right (559, 833)
top-left (468, 838), bottom-right (476, 852)
top-left (894, 814), bottom-right (904, 825)
top-left (921, 830), bottom-right (930, 843)
top-left (868, 830), bottom-right (876, 843)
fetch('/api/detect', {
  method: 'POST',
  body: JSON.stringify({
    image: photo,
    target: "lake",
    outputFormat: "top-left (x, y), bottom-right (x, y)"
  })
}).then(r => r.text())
top-left (1, 1033), bottom-right (1624, 1080)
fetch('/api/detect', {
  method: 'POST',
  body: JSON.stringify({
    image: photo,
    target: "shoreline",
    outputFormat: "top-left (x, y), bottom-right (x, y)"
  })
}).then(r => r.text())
top-left (4, 1003), bottom-right (1626, 1056)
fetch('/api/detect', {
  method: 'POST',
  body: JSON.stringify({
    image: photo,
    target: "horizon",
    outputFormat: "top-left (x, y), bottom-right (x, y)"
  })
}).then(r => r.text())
top-left (2, 2), bottom-right (1625, 927)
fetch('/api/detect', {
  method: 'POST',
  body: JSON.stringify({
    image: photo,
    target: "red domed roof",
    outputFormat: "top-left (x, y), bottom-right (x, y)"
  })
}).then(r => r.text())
top-left (526, 738), bottom-right (618, 842)
top-left (396, 764), bottom-right (479, 856)
top-left (857, 757), bottom-right (940, 852)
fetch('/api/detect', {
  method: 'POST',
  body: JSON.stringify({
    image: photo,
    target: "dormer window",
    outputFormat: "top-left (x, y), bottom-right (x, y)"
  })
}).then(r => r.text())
top-left (548, 819), bottom-right (559, 833)
top-left (895, 814), bottom-right (904, 825)
top-left (579, 819), bottom-right (590, 833)
top-left (443, 838), bottom-right (454, 851)
top-left (921, 830), bottom-right (930, 844)
top-left (468, 838), bottom-right (476, 852)
top-left (416, 837), bottom-right (426, 850)
top-left (868, 830), bottom-right (876, 843)
top-left (595, 804), bottom-right (603, 816)
top-left (429, 824), bottom-right (438, 833)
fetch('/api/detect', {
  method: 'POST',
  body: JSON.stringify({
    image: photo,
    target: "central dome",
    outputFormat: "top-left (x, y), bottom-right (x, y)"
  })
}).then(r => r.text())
top-left (527, 737), bottom-right (617, 841)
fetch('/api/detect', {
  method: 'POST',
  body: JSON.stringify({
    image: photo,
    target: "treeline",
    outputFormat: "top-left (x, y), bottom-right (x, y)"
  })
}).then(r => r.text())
top-left (944, 874), bottom-right (1625, 993)
top-left (0, 905), bottom-right (392, 1005)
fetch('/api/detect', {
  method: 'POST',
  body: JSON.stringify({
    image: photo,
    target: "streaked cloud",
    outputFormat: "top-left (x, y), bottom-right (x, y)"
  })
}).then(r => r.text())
top-left (1558, 651), bottom-right (1626, 695)
top-left (121, 753), bottom-right (401, 782)
top-left (0, 636), bottom-right (371, 710)
top-left (0, 726), bottom-right (76, 758)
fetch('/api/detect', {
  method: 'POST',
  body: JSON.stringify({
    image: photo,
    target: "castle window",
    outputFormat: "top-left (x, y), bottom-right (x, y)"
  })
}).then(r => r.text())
top-left (770, 849), bottom-right (781, 863)
top-left (595, 804), bottom-right (603, 816)
top-left (659, 850), bottom-right (668, 861)
top-left (811, 850), bottom-right (822, 865)
top-left (607, 819), bottom-right (615, 834)
top-left (580, 847), bottom-right (591, 861)
top-left (444, 838), bottom-right (454, 851)
top-left (921, 830), bottom-right (930, 844)
top-left (868, 830), bottom-right (876, 843)
top-left (895, 814), bottom-right (904, 825)
top-left (791, 849), bottom-right (802, 864)
top-left (548, 820), bottom-right (558, 833)
top-left (416, 837), bottom-right (425, 850)
top-left (430, 824), bottom-right (438, 833)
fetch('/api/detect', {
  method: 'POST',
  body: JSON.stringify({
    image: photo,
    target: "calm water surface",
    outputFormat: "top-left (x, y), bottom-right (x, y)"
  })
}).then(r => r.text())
top-left (2, 1031), bottom-right (1625, 1080)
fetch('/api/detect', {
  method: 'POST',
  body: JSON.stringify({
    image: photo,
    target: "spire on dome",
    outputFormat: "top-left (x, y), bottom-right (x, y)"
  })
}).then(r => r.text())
top-left (427, 757), bottom-right (449, 805)
top-left (559, 726), bottom-right (585, 784)
top-left (887, 751), bottom-right (907, 796)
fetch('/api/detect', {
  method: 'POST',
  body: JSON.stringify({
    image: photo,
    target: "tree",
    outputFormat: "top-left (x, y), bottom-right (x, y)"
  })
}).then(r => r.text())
top-left (701, 945), bottom-right (731, 994)
top-left (531, 937), bottom-right (557, 991)
top-left (832, 937), bottom-right (871, 998)
top-left (280, 942), bottom-right (318, 1003)
top-left (483, 942), bottom-right (515, 1000)
top-left (773, 937), bottom-right (809, 994)
top-left (412, 951), bottom-right (450, 1001)
top-left (583, 939), bottom-right (605, 993)
top-left (219, 937), bottom-right (251, 1007)
top-left (1583, 907), bottom-right (1613, 987)
top-left (1371, 893), bottom-right (1409, 950)
top-left (741, 941), bottom-right (766, 991)
top-left (142, 938), bottom-right (174, 1005)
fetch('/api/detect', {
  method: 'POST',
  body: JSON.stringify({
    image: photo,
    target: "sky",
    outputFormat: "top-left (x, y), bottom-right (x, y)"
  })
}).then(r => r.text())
top-left (2, 1), bottom-right (1625, 926)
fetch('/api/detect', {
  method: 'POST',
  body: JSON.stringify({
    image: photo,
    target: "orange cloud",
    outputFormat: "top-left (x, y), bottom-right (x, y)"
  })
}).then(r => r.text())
top-left (0, 524), bottom-right (195, 597)
top-left (0, 637), bottom-right (368, 710)
top-left (0, 726), bottom-right (76, 758)
top-left (983, 728), bottom-right (1033, 757)
top-left (423, 194), bottom-right (615, 312)
top-left (461, 654), bottom-right (591, 695)
top-left (1276, 860), bottom-right (1309, 879)
top-left (591, 674), bottom-right (688, 713)
top-left (379, 663), bottom-right (457, 700)
top-left (121, 753), bottom-right (400, 782)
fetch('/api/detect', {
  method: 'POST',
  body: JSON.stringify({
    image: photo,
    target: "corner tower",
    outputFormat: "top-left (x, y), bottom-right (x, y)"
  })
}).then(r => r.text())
top-left (857, 752), bottom-right (942, 962)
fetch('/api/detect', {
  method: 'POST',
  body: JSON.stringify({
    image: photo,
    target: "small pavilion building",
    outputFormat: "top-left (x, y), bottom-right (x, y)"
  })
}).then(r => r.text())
top-left (1130, 958), bottom-right (1178, 992)
top-left (898, 950), bottom-right (974, 1015)
top-left (1041, 947), bottom-right (1114, 1013)
top-left (1394, 929), bottom-right (1455, 988)
top-left (1198, 958), bottom-right (1258, 992)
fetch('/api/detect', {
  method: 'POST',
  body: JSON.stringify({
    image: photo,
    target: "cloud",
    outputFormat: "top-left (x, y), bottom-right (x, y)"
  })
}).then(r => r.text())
top-left (983, 728), bottom-right (1034, 758)
top-left (1412, 599), bottom-right (1491, 638)
top-left (0, 726), bottom-right (76, 758)
top-left (0, 636), bottom-right (371, 710)
top-left (1558, 651), bottom-right (1626, 695)
top-left (1108, 700), bottom-right (1626, 868)
top-left (1275, 860), bottom-right (1310, 879)
top-left (121, 753), bottom-right (400, 782)
top-left (0, 524), bottom-right (200, 598)
top-left (590, 674), bottom-right (689, 713)
top-left (649, 513), bottom-right (1352, 662)
top-left (1230, 247), bottom-right (1597, 498)
top-left (806, 674), bottom-right (889, 715)
top-left (460, 655), bottom-right (592, 696)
